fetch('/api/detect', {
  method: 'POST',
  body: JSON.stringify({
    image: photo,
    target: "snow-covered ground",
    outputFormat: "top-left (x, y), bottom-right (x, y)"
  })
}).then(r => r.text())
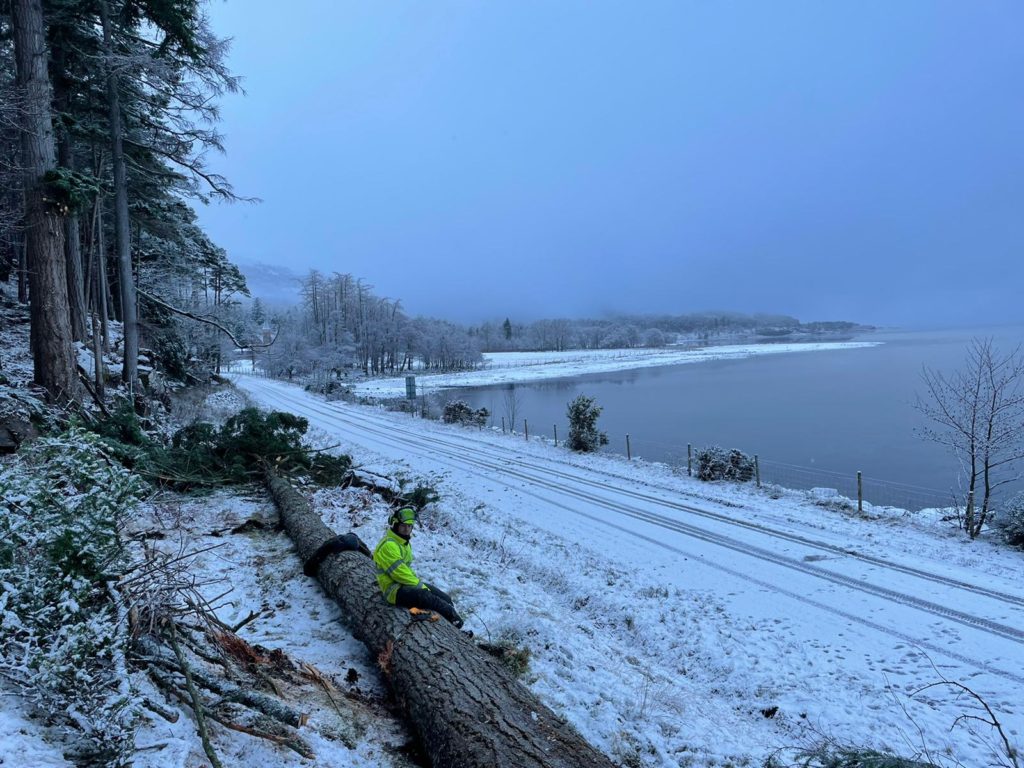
top-left (341, 342), bottom-right (880, 398)
top-left (126, 483), bottom-right (414, 768)
top-left (5, 330), bottom-right (1020, 768)
top-left (228, 373), bottom-right (1024, 768)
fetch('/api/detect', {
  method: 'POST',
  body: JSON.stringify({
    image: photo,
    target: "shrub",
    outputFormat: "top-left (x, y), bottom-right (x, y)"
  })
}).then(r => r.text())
top-left (0, 428), bottom-right (145, 762)
top-left (567, 394), bottom-right (609, 452)
top-left (993, 491), bottom-right (1024, 547)
top-left (696, 445), bottom-right (755, 482)
top-left (442, 399), bottom-right (489, 427)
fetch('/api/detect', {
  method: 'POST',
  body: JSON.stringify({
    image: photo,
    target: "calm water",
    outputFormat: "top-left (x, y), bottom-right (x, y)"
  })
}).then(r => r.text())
top-left (453, 326), bottom-right (1024, 504)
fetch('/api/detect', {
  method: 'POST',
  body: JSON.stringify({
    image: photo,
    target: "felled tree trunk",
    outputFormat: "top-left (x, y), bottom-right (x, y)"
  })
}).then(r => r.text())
top-left (265, 472), bottom-right (616, 768)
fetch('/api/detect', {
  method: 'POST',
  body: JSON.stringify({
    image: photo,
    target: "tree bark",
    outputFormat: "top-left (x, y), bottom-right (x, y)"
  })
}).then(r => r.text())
top-left (12, 0), bottom-right (77, 404)
top-left (58, 145), bottom-right (87, 341)
top-left (51, 31), bottom-right (87, 342)
top-left (17, 230), bottom-right (28, 304)
top-left (99, 0), bottom-right (138, 390)
top-left (95, 193), bottom-right (111, 351)
top-left (266, 472), bottom-right (615, 768)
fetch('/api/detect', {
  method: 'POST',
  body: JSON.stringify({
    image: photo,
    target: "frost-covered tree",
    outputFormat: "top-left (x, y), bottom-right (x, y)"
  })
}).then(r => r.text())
top-left (641, 328), bottom-right (666, 347)
top-left (917, 338), bottom-right (1024, 538)
top-left (566, 394), bottom-right (609, 453)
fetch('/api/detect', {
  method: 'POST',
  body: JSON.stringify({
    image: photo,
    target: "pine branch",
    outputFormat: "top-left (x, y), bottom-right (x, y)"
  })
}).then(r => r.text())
top-left (137, 288), bottom-right (277, 348)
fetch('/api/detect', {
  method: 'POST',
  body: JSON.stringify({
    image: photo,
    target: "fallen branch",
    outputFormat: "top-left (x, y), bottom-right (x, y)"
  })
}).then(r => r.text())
top-left (230, 610), bottom-right (263, 634)
top-left (166, 623), bottom-right (223, 768)
top-left (300, 662), bottom-right (344, 720)
top-left (141, 696), bottom-right (180, 723)
top-left (148, 665), bottom-right (315, 760)
top-left (209, 714), bottom-right (314, 759)
top-left (76, 368), bottom-right (111, 417)
top-left (138, 637), bottom-right (306, 728)
top-left (913, 679), bottom-right (1019, 768)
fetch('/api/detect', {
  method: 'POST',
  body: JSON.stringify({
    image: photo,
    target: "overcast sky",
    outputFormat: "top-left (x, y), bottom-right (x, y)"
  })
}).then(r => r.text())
top-left (197, 2), bottom-right (1024, 328)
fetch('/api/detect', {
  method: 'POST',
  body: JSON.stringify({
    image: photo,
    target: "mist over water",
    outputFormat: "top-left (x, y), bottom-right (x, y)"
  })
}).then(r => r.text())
top-left (454, 327), bottom-right (1024, 508)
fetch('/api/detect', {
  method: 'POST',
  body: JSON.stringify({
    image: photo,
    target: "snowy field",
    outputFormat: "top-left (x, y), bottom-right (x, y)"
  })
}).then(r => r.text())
top-left (345, 342), bottom-right (881, 398)
top-left (226, 374), bottom-right (1023, 768)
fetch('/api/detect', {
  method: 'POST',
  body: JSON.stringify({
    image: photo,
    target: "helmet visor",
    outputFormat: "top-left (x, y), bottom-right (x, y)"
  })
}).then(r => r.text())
top-left (394, 507), bottom-right (417, 526)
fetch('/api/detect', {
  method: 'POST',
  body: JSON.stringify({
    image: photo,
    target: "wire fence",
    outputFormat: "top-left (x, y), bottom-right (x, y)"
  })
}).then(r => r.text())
top-left (755, 458), bottom-right (952, 511)
top-left (236, 368), bottom-right (957, 514)
top-left (479, 417), bottom-right (954, 513)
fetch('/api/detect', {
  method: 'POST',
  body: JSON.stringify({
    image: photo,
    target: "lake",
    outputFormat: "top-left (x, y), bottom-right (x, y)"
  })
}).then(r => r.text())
top-left (452, 326), bottom-right (1024, 510)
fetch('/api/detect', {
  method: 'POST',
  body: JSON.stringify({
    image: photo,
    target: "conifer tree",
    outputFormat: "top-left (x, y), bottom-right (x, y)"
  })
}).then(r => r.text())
top-left (566, 394), bottom-right (609, 453)
top-left (11, 0), bottom-right (76, 402)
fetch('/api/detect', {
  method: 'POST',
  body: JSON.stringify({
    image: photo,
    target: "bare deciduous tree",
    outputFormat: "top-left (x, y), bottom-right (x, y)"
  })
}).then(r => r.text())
top-left (502, 385), bottom-right (520, 434)
top-left (917, 338), bottom-right (1024, 538)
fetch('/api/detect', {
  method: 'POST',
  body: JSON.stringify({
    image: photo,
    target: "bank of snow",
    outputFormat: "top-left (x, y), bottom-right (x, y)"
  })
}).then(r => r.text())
top-left (348, 342), bottom-right (881, 398)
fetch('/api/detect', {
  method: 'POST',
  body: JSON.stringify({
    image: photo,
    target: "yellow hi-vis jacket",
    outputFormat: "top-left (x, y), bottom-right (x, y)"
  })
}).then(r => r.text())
top-left (373, 529), bottom-right (424, 604)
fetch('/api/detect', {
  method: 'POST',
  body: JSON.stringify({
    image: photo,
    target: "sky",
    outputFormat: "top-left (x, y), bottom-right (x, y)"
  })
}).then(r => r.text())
top-left (197, 2), bottom-right (1024, 328)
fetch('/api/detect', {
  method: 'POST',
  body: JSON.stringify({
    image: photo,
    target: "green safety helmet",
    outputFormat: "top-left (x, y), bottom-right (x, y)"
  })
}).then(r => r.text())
top-left (390, 507), bottom-right (417, 527)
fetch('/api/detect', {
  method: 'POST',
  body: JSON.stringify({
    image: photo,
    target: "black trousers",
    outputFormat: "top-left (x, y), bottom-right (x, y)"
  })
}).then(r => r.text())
top-left (395, 582), bottom-right (463, 627)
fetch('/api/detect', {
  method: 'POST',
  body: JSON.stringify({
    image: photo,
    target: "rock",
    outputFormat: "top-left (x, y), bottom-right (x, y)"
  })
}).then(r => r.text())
top-left (0, 416), bottom-right (39, 454)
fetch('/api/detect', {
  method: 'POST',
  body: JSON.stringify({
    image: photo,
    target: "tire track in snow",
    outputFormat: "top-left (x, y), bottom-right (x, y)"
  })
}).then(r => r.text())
top-left (266, 384), bottom-right (1024, 610)
top-left (323, 396), bottom-right (1024, 611)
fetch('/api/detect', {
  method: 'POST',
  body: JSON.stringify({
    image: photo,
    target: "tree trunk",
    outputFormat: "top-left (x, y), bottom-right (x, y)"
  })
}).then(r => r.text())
top-left (92, 311), bottom-right (104, 399)
top-left (17, 231), bottom-right (28, 303)
top-left (12, 0), bottom-right (77, 404)
top-left (52, 32), bottom-right (87, 342)
top-left (99, 0), bottom-right (138, 390)
top-left (58, 139), bottom-right (87, 341)
top-left (95, 194), bottom-right (111, 351)
top-left (265, 472), bottom-right (615, 768)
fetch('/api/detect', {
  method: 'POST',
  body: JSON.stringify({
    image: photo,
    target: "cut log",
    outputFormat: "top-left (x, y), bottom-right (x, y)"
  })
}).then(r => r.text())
top-left (265, 471), bottom-right (616, 768)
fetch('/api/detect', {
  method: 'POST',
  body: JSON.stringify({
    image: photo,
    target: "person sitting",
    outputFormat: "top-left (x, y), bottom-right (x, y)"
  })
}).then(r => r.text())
top-left (372, 506), bottom-right (465, 628)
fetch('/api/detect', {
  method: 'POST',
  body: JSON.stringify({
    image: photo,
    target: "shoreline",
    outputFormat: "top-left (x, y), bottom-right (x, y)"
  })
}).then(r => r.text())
top-left (351, 340), bottom-right (882, 398)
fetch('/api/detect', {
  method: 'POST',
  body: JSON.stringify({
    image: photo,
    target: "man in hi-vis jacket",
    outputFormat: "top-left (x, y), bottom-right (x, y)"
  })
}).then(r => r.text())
top-left (372, 506), bottom-right (465, 628)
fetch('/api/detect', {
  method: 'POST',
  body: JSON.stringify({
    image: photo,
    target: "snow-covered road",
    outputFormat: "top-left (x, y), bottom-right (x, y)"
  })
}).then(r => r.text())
top-left (235, 373), bottom-right (1024, 767)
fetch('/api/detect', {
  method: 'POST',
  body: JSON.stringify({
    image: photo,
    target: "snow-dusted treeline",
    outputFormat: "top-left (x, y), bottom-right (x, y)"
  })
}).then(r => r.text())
top-left (258, 270), bottom-right (483, 381)
top-left (469, 313), bottom-right (867, 353)
top-left (0, 0), bottom-right (251, 399)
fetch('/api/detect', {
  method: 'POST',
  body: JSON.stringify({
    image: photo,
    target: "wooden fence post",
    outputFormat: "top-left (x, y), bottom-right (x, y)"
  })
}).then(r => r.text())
top-left (553, 425), bottom-right (558, 447)
top-left (501, 416), bottom-right (506, 434)
top-left (626, 434), bottom-right (631, 460)
top-left (687, 444), bottom-right (692, 477)
top-left (524, 420), bottom-right (528, 440)
top-left (754, 454), bottom-right (760, 487)
top-left (857, 471), bottom-right (863, 513)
